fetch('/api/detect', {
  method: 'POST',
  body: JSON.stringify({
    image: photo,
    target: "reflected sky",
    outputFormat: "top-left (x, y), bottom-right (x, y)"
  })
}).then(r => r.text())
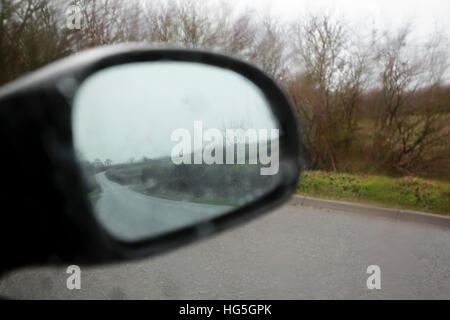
top-left (73, 62), bottom-right (278, 163)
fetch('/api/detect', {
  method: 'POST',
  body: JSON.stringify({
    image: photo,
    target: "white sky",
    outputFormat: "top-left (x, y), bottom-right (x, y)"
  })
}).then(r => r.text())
top-left (216, 0), bottom-right (450, 40)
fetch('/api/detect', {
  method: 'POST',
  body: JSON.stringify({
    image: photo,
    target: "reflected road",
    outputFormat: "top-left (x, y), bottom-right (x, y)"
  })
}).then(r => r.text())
top-left (94, 172), bottom-right (233, 241)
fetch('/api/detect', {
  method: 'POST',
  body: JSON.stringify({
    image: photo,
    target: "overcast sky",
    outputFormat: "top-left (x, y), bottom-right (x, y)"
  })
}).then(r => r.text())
top-left (216, 0), bottom-right (450, 41)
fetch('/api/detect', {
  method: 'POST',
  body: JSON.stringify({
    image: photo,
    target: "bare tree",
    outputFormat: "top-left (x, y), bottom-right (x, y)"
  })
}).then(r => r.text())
top-left (372, 26), bottom-right (450, 175)
top-left (0, 0), bottom-right (72, 84)
top-left (287, 14), bottom-right (367, 171)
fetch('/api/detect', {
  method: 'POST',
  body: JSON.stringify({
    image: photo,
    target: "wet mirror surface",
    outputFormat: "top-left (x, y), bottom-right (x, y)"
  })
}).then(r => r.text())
top-left (73, 62), bottom-right (283, 241)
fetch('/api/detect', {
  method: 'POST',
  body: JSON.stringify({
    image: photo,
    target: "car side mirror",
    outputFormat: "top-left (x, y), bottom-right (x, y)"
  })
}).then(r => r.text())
top-left (0, 44), bottom-right (302, 269)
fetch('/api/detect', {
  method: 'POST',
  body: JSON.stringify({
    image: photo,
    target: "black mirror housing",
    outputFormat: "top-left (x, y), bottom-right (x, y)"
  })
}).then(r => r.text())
top-left (0, 44), bottom-right (303, 271)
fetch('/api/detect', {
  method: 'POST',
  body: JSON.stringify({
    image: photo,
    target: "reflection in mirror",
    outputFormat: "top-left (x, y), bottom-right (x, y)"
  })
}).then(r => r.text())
top-left (73, 62), bottom-right (283, 241)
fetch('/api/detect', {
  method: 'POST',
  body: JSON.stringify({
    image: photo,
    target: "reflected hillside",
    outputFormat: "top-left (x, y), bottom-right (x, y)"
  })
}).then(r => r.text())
top-left (84, 140), bottom-right (281, 207)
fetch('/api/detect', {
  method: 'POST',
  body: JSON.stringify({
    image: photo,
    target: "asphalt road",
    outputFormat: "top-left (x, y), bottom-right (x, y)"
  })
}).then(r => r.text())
top-left (94, 172), bottom-right (233, 241)
top-left (0, 202), bottom-right (449, 299)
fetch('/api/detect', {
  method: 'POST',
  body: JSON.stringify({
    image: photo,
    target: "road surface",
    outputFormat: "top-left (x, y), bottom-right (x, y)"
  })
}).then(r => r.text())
top-left (94, 172), bottom-right (233, 241)
top-left (0, 203), bottom-right (449, 299)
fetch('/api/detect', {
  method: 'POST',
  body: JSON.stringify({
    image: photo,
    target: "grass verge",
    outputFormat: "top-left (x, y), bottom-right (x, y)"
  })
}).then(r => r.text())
top-left (296, 171), bottom-right (450, 216)
top-left (131, 185), bottom-right (238, 206)
top-left (88, 187), bottom-right (102, 206)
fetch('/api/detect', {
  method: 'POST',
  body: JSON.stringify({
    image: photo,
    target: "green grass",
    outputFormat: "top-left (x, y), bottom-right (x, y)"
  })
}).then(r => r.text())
top-left (88, 187), bottom-right (102, 206)
top-left (297, 171), bottom-right (450, 215)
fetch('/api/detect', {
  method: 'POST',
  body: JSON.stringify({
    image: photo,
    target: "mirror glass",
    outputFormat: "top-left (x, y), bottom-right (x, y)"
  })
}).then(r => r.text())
top-left (73, 61), bottom-right (283, 241)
